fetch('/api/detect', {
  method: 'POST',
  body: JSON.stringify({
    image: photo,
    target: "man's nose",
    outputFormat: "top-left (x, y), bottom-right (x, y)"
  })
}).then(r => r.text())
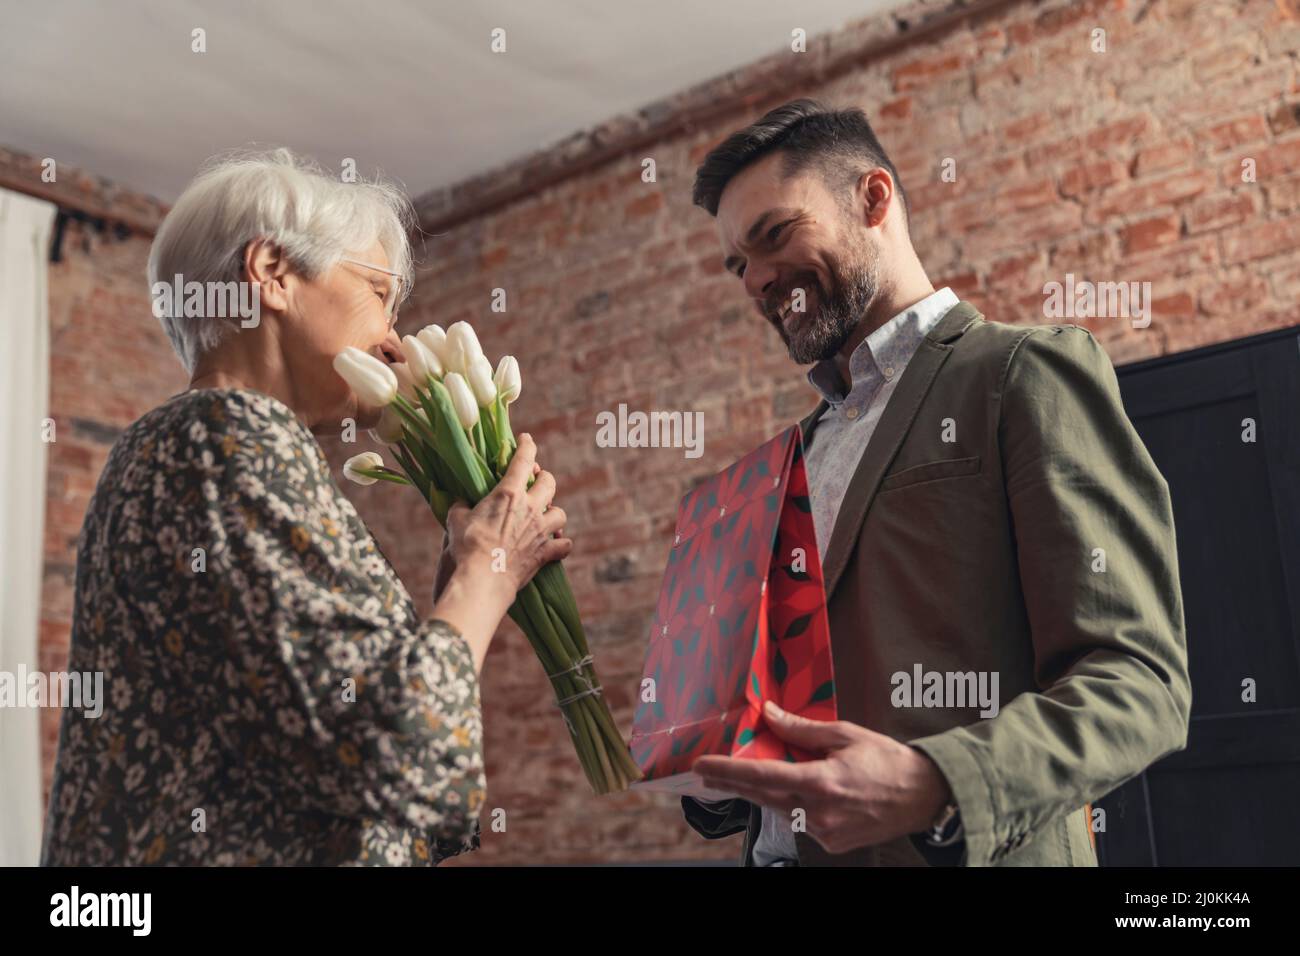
top-left (743, 261), bottom-right (778, 302)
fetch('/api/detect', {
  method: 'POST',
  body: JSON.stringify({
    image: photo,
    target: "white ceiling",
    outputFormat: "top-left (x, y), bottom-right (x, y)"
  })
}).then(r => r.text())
top-left (0, 0), bottom-right (906, 204)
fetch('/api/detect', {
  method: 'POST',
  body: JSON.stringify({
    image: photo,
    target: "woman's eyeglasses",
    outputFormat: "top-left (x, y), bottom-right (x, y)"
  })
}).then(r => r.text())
top-left (340, 257), bottom-right (409, 327)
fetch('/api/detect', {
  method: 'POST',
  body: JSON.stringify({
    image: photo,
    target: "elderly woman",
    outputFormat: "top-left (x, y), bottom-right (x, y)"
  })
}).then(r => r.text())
top-left (40, 149), bottom-right (569, 866)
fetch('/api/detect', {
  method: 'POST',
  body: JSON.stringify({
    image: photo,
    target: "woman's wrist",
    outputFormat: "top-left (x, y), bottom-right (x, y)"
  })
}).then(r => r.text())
top-left (447, 556), bottom-right (515, 615)
top-left (431, 560), bottom-right (516, 673)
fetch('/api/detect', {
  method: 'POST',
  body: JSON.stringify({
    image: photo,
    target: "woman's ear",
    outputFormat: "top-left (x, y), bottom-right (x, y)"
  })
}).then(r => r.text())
top-left (242, 237), bottom-right (290, 313)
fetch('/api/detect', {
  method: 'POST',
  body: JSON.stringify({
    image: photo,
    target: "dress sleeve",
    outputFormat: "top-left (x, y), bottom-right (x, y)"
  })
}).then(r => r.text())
top-left (188, 392), bottom-right (485, 860)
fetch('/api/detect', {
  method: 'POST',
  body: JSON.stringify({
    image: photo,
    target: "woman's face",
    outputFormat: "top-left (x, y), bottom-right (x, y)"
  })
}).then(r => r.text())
top-left (284, 239), bottom-right (403, 431)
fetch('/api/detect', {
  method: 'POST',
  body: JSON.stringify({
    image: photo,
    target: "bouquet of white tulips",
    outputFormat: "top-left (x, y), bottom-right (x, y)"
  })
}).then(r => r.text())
top-left (334, 322), bottom-right (641, 795)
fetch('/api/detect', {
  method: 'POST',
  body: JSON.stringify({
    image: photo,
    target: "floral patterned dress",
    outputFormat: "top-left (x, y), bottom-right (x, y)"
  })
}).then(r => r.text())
top-left (41, 387), bottom-right (485, 866)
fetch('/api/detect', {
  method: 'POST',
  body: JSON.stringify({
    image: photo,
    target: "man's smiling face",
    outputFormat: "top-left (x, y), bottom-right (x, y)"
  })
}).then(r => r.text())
top-left (716, 151), bottom-right (879, 365)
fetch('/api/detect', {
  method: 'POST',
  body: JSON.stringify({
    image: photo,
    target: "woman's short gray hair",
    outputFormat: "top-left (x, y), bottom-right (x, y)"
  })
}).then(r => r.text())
top-left (147, 147), bottom-right (416, 372)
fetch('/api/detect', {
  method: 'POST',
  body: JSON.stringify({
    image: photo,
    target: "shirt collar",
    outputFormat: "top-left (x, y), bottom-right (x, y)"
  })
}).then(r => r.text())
top-left (806, 287), bottom-right (959, 404)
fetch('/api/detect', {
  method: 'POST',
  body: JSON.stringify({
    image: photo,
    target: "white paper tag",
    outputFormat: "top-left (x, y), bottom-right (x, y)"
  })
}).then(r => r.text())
top-left (630, 771), bottom-right (738, 801)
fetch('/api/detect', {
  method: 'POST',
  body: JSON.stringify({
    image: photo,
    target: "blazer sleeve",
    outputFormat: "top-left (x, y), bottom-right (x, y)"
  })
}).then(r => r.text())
top-left (908, 325), bottom-right (1192, 866)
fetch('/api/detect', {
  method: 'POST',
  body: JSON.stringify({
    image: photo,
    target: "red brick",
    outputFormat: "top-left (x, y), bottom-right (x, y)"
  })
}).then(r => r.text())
top-left (892, 51), bottom-right (967, 90)
top-left (1170, 62), bottom-right (1295, 125)
top-left (624, 192), bottom-right (664, 219)
top-left (1133, 139), bottom-right (1194, 177)
top-left (1151, 291), bottom-right (1196, 322)
top-left (1199, 115), bottom-right (1270, 154)
top-left (505, 198), bottom-right (563, 231)
top-left (1023, 115), bottom-right (1153, 169)
top-left (479, 244), bottom-right (509, 270)
top-left (1230, 136), bottom-right (1300, 181)
top-left (1221, 214), bottom-right (1300, 264)
top-left (1191, 40), bottom-right (1258, 82)
top-left (559, 464), bottom-right (613, 494)
top-left (1087, 114), bottom-right (1155, 151)
top-left (1060, 159), bottom-right (1127, 197)
top-left (1091, 169), bottom-right (1215, 219)
top-left (1122, 234), bottom-right (1220, 279)
top-left (1263, 174), bottom-right (1300, 213)
top-left (1186, 192), bottom-right (1257, 233)
top-left (879, 96), bottom-right (911, 120)
top-left (988, 251), bottom-right (1045, 286)
top-left (995, 176), bottom-right (1058, 212)
top-left (1122, 215), bottom-right (1182, 254)
top-left (973, 46), bottom-right (1037, 94)
top-left (1001, 111), bottom-right (1055, 143)
top-left (935, 271), bottom-right (981, 298)
top-left (1267, 100), bottom-right (1300, 136)
top-left (974, 25), bottom-right (1006, 55)
top-left (1199, 272), bottom-right (1270, 315)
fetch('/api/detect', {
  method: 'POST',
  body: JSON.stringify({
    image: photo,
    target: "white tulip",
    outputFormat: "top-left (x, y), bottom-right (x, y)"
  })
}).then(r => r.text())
top-left (417, 324), bottom-right (449, 368)
top-left (444, 372), bottom-right (480, 431)
top-left (444, 321), bottom-right (484, 376)
top-left (333, 348), bottom-right (398, 407)
top-left (390, 362), bottom-right (418, 401)
top-left (369, 405), bottom-right (405, 444)
top-left (343, 451), bottom-right (385, 486)
top-left (494, 355), bottom-right (521, 405)
top-left (402, 334), bottom-right (443, 383)
top-left (468, 355), bottom-right (497, 407)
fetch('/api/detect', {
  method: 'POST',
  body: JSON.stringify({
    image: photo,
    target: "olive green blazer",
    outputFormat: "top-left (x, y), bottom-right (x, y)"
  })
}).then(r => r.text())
top-left (682, 302), bottom-right (1192, 866)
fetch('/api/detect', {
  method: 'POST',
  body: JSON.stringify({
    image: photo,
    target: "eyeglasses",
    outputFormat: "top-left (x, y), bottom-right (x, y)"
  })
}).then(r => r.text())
top-left (340, 256), bottom-right (409, 327)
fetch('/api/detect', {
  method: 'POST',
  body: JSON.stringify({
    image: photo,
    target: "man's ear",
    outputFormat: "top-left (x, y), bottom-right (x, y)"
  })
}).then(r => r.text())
top-left (242, 237), bottom-right (290, 313)
top-left (856, 168), bottom-right (895, 229)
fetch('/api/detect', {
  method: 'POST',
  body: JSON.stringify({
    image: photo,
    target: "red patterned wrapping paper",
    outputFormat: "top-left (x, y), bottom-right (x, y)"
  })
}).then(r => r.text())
top-left (630, 425), bottom-right (836, 798)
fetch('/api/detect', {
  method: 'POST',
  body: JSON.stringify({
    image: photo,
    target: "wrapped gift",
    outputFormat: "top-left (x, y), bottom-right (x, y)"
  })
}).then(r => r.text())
top-left (629, 425), bottom-right (837, 799)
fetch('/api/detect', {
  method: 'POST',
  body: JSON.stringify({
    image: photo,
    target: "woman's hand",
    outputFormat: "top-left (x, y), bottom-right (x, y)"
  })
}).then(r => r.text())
top-left (446, 433), bottom-right (571, 598)
top-left (431, 434), bottom-right (573, 672)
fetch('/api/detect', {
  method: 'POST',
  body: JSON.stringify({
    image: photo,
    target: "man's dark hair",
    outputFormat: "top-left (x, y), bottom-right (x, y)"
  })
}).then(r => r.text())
top-left (692, 98), bottom-right (908, 226)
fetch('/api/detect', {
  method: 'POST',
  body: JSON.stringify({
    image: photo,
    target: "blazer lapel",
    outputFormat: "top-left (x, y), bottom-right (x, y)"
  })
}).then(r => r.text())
top-left (817, 301), bottom-right (983, 603)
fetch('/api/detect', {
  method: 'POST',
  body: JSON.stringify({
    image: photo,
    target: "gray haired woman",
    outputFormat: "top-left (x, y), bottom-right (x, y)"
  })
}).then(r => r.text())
top-left (40, 149), bottom-right (570, 866)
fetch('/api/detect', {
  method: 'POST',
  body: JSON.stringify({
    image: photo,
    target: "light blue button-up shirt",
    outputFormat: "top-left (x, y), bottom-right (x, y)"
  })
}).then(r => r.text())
top-left (750, 286), bottom-right (959, 867)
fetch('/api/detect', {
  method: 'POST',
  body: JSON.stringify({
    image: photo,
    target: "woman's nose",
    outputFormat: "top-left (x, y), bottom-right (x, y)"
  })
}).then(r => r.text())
top-left (378, 329), bottom-right (404, 364)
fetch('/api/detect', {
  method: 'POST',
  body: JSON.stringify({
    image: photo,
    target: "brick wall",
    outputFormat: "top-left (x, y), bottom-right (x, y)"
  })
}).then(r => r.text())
top-left (28, 0), bottom-right (1300, 863)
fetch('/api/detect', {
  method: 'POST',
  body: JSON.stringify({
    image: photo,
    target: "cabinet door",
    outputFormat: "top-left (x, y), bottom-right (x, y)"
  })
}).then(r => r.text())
top-left (1097, 329), bottom-right (1300, 866)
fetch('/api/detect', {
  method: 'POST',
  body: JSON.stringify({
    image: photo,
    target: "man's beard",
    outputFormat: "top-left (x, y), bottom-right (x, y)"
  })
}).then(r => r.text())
top-left (769, 243), bottom-right (878, 365)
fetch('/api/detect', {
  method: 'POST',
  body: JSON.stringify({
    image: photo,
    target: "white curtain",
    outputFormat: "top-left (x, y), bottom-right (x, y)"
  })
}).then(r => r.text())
top-left (0, 188), bottom-right (56, 866)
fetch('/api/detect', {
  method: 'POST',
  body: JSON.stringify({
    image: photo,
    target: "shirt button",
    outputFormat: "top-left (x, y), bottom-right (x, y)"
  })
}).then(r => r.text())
top-left (884, 366), bottom-right (895, 378)
top-left (846, 407), bottom-right (859, 419)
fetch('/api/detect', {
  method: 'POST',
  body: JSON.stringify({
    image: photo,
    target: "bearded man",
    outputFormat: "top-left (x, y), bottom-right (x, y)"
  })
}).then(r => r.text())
top-left (680, 99), bottom-right (1191, 867)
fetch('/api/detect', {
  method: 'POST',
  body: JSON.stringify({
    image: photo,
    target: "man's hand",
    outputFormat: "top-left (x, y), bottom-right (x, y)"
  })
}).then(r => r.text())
top-left (693, 700), bottom-right (953, 855)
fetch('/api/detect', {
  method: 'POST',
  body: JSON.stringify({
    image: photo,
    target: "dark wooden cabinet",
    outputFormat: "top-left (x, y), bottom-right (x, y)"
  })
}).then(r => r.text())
top-left (1097, 325), bottom-right (1300, 866)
